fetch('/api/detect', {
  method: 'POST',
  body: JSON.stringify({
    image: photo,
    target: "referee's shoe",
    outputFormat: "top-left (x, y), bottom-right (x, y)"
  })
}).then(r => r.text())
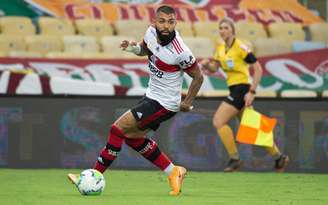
top-left (275, 154), bottom-right (289, 173)
top-left (223, 159), bottom-right (243, 172)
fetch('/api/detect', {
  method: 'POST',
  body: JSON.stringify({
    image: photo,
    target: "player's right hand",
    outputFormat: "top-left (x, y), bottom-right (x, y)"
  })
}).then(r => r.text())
top-left (120, 40), bottom-right (137, 50)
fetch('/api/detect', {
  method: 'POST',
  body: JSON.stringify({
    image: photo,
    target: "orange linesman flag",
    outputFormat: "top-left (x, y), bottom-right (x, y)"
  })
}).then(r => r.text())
top-left (236, 108), bottom-right (277, 147)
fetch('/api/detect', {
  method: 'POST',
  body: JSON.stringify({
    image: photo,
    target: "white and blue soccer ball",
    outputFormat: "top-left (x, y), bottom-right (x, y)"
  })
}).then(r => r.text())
top-left (77, 169), bottom-right (106, 196)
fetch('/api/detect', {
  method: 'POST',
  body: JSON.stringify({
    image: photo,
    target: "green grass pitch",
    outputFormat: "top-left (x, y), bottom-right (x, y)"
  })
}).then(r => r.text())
top-left (0, 169), bottom-right (327, 205)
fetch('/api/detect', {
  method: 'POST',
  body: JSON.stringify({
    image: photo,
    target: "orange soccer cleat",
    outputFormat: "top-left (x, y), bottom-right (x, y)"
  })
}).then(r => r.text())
top-left (67, 173), bottom-right (80, 186)
top-left (167, 166), bottom-right (187, 196)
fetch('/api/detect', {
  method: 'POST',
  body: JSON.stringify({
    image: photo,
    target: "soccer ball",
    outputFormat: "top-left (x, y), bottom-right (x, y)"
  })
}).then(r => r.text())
top-left (77, 169), bottom-right (106, 196)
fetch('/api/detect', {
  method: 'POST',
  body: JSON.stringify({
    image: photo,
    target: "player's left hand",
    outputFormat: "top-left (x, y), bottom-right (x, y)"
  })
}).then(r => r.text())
top-left (180, 101), bottom-right (193, 112)
top-left (244, 92), bottom-right (255, 107)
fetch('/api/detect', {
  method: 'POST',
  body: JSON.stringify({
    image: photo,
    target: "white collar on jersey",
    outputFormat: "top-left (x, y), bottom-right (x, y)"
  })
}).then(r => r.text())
top-left (146, 26), bottom-right (181, 53)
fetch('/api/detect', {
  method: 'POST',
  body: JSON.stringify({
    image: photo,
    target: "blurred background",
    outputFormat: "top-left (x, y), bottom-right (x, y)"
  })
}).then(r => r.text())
top-left (0, 0), bottom-right (327, 173)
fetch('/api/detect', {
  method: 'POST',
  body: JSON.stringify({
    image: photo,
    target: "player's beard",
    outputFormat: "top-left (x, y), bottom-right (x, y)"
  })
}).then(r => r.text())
top-left (156, 28), bottom-right (176, 46)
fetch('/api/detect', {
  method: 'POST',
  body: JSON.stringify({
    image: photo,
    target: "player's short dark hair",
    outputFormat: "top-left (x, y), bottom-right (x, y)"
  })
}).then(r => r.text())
top-left (156, 5), bottom-right (176, 16)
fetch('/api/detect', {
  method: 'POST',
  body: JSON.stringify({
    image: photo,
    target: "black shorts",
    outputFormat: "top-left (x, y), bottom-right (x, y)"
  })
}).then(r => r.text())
top-left (131, 96), bottom-right (176, 131)
top-left (223, 84), bottom-right (250, 110)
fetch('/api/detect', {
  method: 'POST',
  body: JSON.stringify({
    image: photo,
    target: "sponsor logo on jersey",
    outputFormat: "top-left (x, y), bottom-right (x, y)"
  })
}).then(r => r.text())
top-left (97, 157), bottom-right (104, 164)
top-left (149, 56), bottom-right (164, 78)
top-left (139, 141), bottom-right (154, 154)
top-left (179, 55), bottom-right (194, 68)
top-left (137, 112), bottom-right (143, 119)
top-left (108, 149), bottom-right (119, 156)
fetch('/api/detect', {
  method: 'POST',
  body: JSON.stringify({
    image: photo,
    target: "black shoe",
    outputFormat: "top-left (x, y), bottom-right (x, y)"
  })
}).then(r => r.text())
top-left (224, 159), bottom-right (243, 172)
top-left (275, 154), bottom-right (289, 173)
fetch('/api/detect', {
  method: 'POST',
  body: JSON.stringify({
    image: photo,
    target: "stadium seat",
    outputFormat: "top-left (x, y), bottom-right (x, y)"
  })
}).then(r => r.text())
top-left (38, 17), bottom-right (75, 36)
top-left (101, 36), bottom-right (144, 59)
top-left (25, 35), bottom-right (63, 55)
top-left (291, 41), bottom-right (325, 52)
top-left (193, 21), bottom-right (221, 44)
top-left (183, 37), bottom-right (215, 58)
top-left (115, 20), bottom-right (149, 40)
top-left (235, 21), bottom-right (267, 43)
top-left (253, 38), bottom-right (292, 57)
top-left (8, 51), bottom-right (42, 58)
top-left (308, 23), bottom-right (328, 44)
top-left (0, 35), bottom-right (26, 54)
top-left (75, 19), bottom-right (114, 39)
top-left (63, 35), bottom-right (99, 53)
top-left (175, 21), bottom-right (194, 37)
top-left (0, 16), bottom-right (35, 36)
top-left (280, 89), bottom-right (317, 98)
top-left (267, 22), bottom-right (305, 41)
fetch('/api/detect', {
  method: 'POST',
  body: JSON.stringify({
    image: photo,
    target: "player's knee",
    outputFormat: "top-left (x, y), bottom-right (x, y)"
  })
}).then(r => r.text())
top-left (113, 117), bottom-right (137, 134)
top-left (110, 123), bottom-right (127, 135)
top-left (212, 117), bottom-right (224, 129)
top-left (112, 123), bottom-right (145, 139)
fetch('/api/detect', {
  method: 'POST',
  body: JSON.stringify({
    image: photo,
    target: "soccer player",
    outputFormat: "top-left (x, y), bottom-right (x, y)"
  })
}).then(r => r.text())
top-left (200, 18), bottom-right (289, 172)
top-left (68, 5), bottom-right (204, 196)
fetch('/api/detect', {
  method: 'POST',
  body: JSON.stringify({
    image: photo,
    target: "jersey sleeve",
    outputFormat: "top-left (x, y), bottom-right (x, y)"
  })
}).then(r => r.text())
top-left (177, 50), bottom-right (196, 70)
top-left (238, 41), bottom-right (257, 64)
top-left (143, 26), bottom-right (153, 45)
top-left (140, 40), bottom-right (152, 56)
top-left (239, 42), bottom-right (252, 59)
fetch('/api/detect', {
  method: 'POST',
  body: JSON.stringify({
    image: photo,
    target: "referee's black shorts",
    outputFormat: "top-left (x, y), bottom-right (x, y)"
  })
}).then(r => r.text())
top-left (223, 84), bottom-right (250, 110)
top-left (131, 96), bottom-right (176, 131)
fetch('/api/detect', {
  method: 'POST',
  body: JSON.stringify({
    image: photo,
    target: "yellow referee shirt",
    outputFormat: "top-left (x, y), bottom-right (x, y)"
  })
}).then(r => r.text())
top-left (213, 38), bottom-right (252, 87)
